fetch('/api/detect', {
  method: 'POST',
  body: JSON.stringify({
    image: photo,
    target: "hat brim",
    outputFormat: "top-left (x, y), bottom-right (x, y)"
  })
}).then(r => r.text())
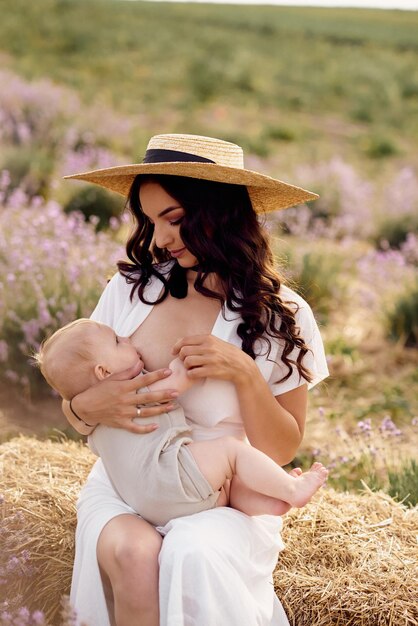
top-left (64, 161), bottom-right (318, 213)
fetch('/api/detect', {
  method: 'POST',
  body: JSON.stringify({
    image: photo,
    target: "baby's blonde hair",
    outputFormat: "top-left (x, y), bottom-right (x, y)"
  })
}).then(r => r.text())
top-left (34, 319), bottom-right (101, 400)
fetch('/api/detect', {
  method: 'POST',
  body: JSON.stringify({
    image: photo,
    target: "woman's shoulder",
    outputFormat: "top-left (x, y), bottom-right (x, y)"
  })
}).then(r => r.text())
top-left (277, 283), bottom-right (319, 339)
top-left (279, 283), bottom-right (312, 312)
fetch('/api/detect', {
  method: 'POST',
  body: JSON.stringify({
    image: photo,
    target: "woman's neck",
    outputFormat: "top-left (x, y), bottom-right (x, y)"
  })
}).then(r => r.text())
top-left (186, 269), bottom-right (223, 295)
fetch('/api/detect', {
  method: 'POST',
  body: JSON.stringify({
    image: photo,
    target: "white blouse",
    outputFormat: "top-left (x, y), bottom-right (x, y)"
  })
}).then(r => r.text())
top-left (90, 268), bottom-right (329, 441)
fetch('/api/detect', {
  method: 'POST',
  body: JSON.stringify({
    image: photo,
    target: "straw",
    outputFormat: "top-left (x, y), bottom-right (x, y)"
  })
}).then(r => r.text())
top-left (1, 436), bottom-right (417, 625)
top-left (275, 487), bottom-right (418, 626)
top-left (0, 436), bottom-right (94, 623)
top-left (64, 133), bottom-right (319, 213)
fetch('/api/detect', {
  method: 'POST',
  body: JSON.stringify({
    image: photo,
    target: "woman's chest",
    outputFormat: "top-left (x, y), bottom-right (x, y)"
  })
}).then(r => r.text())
top-left (130, 292), bottom-right (221, 371)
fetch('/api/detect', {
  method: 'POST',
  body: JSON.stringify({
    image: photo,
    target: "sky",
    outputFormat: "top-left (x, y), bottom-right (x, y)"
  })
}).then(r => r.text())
top-left (143, 0), bottom-right (418, 9)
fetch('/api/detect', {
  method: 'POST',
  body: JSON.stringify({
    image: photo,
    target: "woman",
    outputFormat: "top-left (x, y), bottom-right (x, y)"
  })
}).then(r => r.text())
top-left (62, 133), bottom-right (329, 626)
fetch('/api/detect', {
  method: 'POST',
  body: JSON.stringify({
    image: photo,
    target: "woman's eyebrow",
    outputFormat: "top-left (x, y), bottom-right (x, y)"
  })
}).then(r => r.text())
top-left (158, 205), bottom-right (182, 217)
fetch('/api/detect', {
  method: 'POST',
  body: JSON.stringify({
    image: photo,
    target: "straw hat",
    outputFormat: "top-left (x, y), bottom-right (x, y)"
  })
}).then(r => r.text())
top-left (64, 133), bottom-right (318, 213)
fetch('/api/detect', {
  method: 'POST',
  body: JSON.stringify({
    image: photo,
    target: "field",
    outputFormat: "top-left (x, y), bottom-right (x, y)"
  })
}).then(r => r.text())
top-left (0, 0), bottom-right (417, 621)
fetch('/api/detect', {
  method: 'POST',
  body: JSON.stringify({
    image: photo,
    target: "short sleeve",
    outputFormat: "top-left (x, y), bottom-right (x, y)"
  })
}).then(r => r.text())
top-left (89, 272), bottom-right (127, 327)
top-left (267, 290), bottom-right (329, 396)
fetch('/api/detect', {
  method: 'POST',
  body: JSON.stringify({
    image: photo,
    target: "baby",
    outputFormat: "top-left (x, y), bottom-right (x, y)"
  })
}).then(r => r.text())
top-left (35, 319), bottom-right (328, 527)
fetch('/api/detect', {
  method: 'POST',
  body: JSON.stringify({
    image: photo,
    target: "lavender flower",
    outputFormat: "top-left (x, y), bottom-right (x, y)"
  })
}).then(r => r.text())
top-left (400, 232), bottom-right (418, 265)
top-left (31, 611), bottom-right (46, 625)
top-left (356, 418), bottom-right (372, 437)
top-left (356, 248), bottom-right (416, 313)
top-left (383, 167), bottom-right (418, 218)
top-left (277, 157), bottom-right (375, 240)
top-left (379, 415), bottom-right (403, 437)
top-left (0, 185), bottom-right (125, 388)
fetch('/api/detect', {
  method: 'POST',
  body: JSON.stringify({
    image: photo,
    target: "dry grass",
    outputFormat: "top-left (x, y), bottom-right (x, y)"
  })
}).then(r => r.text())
top-left (1, 436), bottom-right (417, 625)
top-left (0, 436), bottom-right (95, 623)
top-left (275, 488), bottom-right (418, 626)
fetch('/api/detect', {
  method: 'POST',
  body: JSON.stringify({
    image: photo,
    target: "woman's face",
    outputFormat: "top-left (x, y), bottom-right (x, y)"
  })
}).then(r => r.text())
top-left (139, 181), bottom-right (198, 268)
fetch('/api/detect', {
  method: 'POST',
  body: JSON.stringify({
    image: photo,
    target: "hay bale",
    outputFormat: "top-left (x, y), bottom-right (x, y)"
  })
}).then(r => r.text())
top-left (274, 488), bottom-right (418, 626)
top-left (0, 436), bottom-right (95, 624)
top-left (1, 437), bottom-right (417, 626)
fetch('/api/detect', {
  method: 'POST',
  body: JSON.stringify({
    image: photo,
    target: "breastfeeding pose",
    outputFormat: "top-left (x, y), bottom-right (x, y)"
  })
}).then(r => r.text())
top-left (38, 318), bottom-right (328, 526)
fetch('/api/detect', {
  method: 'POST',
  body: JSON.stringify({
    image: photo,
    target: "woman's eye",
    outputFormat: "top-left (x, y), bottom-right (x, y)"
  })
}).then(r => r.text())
top-left (170, 217), bottom-right (183, 226)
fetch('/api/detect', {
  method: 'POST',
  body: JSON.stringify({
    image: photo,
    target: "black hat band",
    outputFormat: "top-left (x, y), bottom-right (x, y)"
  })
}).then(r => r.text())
top-left (143, 148), bottom-right (215, 165)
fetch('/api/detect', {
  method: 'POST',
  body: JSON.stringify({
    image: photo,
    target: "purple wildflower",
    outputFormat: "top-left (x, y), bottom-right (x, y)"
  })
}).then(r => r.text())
top-left (6, 556), bottom-right (20, 573)
top-left (357, 418), bottom-right (372, 437)
top-left (21, 550), bottom-right (30, 562)
top-left (379, 415), bottom-right (402, 437)
top-left (31, 610), bottom-right (46, 625)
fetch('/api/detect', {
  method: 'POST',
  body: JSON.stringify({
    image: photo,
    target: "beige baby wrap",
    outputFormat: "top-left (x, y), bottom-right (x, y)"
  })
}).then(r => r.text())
top-left (88, 390), bottom-right (221, 526)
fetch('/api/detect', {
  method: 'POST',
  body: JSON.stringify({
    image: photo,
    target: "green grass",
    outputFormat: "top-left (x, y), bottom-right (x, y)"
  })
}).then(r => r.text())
top-left (1, 0), bottom-right (417, 163)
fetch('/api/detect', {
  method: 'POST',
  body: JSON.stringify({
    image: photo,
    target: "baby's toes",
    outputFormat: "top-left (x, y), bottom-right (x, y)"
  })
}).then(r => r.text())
top-left (319, 466), bottom-right (329, 481)
top-left (311, 462), bottom-right (324, 472)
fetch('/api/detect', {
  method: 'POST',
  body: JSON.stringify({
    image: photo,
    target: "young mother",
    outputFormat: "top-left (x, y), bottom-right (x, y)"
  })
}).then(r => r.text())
top-left (62, 134), bottom-right (329, 626)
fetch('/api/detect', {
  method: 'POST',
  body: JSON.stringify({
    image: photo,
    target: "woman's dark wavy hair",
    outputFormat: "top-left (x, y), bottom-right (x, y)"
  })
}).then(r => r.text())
top-left (118, 174), bottom-right (313, 386)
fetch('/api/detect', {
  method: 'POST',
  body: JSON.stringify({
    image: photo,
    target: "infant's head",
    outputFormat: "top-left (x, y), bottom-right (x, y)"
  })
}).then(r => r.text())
top-left (35, 319), bottom-right (141, 400)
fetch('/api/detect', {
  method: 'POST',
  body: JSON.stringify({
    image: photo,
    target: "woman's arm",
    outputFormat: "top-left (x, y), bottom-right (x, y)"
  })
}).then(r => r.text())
top-left (234, 367), bottom-right (307, 465)
top-left (62, 399), bottom-right (96, 435)
top-left (172, 334), bottom-right (307, 465)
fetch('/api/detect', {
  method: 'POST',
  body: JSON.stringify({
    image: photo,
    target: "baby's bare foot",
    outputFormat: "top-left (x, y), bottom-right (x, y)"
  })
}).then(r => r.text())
top-left (288, 462), bottom-right (328, 508)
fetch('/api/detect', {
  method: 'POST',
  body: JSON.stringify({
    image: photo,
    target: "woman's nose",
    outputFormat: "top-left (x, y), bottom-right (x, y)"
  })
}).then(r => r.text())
top-left (154, 224), bottom-right (174, 249)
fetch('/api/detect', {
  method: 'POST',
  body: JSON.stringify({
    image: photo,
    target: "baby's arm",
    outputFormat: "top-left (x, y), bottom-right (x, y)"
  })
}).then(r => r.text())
top-left (148, 356), bottom-right (195, 395)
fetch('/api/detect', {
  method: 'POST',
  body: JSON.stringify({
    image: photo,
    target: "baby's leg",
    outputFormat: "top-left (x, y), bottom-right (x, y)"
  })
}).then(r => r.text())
top-left (228, 469), bottom-right (303, 516)
top-left (188, 437), bottom-right (328, 508)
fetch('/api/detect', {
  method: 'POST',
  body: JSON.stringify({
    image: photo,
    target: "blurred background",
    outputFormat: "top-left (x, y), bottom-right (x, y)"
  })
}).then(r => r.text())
top-left (0, 0), bottom-right (417, 501)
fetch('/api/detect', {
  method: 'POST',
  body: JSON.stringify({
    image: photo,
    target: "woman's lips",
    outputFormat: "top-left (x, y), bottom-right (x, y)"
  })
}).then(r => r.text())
top-left (170, 247), bottom-right (187, 258)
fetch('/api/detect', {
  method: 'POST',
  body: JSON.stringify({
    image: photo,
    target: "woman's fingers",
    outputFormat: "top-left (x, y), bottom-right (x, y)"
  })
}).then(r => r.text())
top-left (115, 418), bottom-right (159, 435)
top-left (125, 368), bottom-right (173, 391)
top-left (68, 366), bottom-right (178, 429)
top-left (186, 366), bottom-right (211, 379)
top-left (177, 346), bottom-right (207, 361)
top-left (126, 388), bottom-right (178, 407)
top-left (135, 402), bottom-right (177, 419)
top-left (183, 355), bottom-right (206, 370)
top-left (172, 335), bottom-right (210, 355)
top-left (106, 359), bottom-right (144, 382)
top-left (110, 400), bottom-right (177, 431)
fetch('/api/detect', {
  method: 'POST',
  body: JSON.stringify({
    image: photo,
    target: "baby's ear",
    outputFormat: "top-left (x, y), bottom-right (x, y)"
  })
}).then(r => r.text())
top-left (95, 364), bottom-right (112, 380)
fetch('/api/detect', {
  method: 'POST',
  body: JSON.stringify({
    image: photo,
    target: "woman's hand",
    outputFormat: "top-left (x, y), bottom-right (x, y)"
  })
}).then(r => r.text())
top-left (70, 362), bottom-right (179, 434)
top-left (172, 334), bottom-right (257, 386)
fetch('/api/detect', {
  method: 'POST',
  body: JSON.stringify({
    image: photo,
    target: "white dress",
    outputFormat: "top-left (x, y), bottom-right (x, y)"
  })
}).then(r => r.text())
top-left (70, 269), bottom-right (329, 626)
